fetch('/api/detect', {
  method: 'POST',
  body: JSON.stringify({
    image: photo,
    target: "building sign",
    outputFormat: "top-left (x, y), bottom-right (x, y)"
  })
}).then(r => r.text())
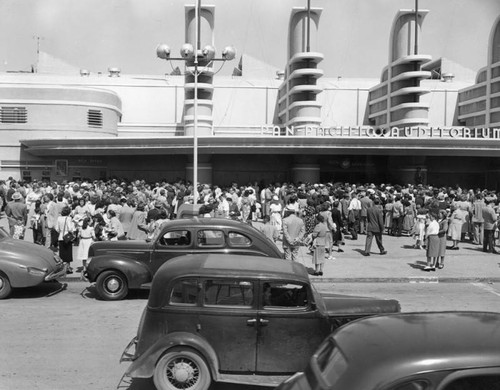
top-left (261, 126), bottom-right (500, 139)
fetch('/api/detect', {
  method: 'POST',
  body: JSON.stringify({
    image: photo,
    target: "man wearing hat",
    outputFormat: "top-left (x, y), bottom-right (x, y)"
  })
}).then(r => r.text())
top-left (282, 208), bottom-right (305, 261)
top-left (482, 196), bottom-right (499, 254)
top-left (5, 192), bottom-right (28, 239)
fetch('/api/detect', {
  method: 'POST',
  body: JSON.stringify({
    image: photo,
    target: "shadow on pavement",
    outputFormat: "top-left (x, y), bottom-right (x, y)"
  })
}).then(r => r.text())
top-left (82, 285), bottom-right (150, 301)
top-left (8, 281), bottom-right (67, 299)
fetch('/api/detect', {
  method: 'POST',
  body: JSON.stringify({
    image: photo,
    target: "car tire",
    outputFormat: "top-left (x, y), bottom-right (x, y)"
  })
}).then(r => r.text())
top-left (95, 270), bottom-right (129, 301)
top-left (154, 347), bottom-right (211, 390)
top-left (0, 272), bottom-right (12, 299)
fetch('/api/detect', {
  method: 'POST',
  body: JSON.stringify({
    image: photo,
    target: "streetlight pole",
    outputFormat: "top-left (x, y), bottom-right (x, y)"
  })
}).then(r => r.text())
top-left (156, 1), bottom-right (235, 205)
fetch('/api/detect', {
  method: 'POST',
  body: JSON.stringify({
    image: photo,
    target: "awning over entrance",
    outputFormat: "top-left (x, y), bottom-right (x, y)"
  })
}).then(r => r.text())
top-left (20, 136), bottom-right (500, 157)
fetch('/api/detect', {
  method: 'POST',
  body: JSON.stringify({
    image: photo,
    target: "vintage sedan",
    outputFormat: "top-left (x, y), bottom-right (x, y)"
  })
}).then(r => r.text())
top-left (119, 253), bottom-right (400, 390)
top-left (276, 311), bottom-right (500, 390)
top-left (84, 217), bottom-right (283, 300)
top-left (0, 226), bottom-right (67, 299)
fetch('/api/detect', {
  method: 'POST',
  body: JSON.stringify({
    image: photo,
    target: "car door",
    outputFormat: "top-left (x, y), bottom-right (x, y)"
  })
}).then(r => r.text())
top-left (197, 278), bottom-right (258, 372)
top-left (149, 228), bottom-right (194, 274)
top-left (255, 280), bottom-right (331, 374)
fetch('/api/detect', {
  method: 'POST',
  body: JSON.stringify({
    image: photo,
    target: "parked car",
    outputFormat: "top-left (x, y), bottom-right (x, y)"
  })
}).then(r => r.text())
top-left (84, 217), bottom-right (283, 300)
top-left (119, 253), bottom-right (400, 390)
top-left (276, 311), bottom-right (500, 390)
top-left (0, 226), bottom-right (67, 299)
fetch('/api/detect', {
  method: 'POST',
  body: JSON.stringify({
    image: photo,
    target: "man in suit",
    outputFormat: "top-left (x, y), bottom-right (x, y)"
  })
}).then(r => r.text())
top-left (363, 197), bottom-right (387, 256)
top-left (282, 208), bottom-right (305, 261)
top-left (359, 192), bottom-right (374, 234)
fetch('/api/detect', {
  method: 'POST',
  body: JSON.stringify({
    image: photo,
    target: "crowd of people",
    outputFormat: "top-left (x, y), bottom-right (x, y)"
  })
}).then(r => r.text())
top-left (1, 176), bottom-right (500, 275)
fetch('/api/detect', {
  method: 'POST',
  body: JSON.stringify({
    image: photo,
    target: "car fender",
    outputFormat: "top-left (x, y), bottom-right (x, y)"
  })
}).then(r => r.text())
top-left (126, 331), bottom-right (219, 380)
top-left (87, 256), bottom-right (151, 288)
top-left (0, 259), bottom-right (43, 288)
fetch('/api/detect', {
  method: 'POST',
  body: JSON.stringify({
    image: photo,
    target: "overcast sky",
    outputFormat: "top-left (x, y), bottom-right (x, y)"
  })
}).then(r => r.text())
top-left (0, 0), bottom-right (499, 79)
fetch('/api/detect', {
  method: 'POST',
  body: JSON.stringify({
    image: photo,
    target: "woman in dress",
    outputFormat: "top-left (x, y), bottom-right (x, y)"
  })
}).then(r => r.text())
top-left (384, 197), bottom-right (394, 235)
top-left (269, 195), bottom-right (282, 232)
top-left (311, 214), bottom-right (328, 276)
top-left (437, 209), bottom-right (449, 269)
top-left (448, 205), bottom-right (467, 250)
top-left (76, 217), bottom-right (94, 269)
top-left (424, 212), bottom-right (440, 271)
top-left (402, 199), bottom-right (415, 235)
top-left (413, 205), bottom-right (427, 249)
top-left (303, 198), bottom-right (317, 253)
top-left (56, 206), bottom-right (75, 274)
top-left (239, 190), bottom-right (252, 223)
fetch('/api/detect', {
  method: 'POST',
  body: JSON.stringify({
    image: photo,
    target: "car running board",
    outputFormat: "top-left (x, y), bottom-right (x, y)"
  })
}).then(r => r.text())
top-left (218, 373), bottom-right (290, 387)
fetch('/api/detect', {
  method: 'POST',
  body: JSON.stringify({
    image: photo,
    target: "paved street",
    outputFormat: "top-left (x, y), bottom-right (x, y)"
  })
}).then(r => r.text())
top-left (2, 215), bottom-right (500, 389)
top-left (2, 281), bottom-right (500, 390)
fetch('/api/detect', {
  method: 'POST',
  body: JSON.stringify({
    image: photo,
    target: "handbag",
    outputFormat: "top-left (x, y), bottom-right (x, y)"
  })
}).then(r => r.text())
top-left (62, 217), bottom-right (75, 243)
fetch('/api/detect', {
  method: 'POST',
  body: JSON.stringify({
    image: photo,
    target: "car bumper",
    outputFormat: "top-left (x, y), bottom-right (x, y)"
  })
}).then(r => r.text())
top-left (120, 336), bottom-right (137, 363)
top-left (44, 263), bottom-right (68, 282)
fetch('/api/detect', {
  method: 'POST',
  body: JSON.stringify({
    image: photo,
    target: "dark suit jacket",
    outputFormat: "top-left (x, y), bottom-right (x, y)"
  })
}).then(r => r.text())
top-left (366, 205), bottom-right (384, 233)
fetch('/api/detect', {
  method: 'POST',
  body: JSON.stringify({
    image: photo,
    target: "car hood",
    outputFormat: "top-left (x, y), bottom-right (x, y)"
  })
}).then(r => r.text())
top-left (0, 238), bottom-right (58, 269)
top-left (90, 239), bottom-right (153, 256)
top-left (320, 292), bottom-right (401, 316)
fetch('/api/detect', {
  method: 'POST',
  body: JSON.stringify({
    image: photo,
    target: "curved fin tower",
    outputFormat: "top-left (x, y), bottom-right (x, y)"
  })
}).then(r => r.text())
top-left (278, 6), bottom-right (324, 134)
top-left (183, 5), bottom-right (215, 136)
top-left (369, 9), bottom-right (432, 128)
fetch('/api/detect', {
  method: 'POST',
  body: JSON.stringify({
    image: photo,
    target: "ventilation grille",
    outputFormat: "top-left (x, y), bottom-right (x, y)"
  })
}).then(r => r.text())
top-left (1, 106), bottom-right (27, 124)
top-left (88, 109), bottom-right (103, 127)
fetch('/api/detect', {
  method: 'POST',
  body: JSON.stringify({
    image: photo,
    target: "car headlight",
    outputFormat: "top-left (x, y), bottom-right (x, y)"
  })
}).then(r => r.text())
top-left (27, 267), bottom-right (47, 276)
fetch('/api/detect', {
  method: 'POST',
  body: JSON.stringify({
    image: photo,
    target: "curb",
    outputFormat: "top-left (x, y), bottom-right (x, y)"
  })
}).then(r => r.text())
top-left (59, 275), bottom-right (500, 284)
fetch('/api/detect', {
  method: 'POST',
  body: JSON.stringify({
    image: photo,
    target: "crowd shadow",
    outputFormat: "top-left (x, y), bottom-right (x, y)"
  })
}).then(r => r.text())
top-left (118, 376), bottom-right (265, 390)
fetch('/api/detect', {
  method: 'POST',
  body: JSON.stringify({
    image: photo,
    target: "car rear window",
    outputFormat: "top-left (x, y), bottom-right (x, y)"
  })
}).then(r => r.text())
top-left (204, 280), bottom-right (254, 307)
top-left (169, 279), bottom-right (199, 305)
top-left (312, 338), bottom-right (348, 388)
top-left (228, 231), bottom-right (252, 247)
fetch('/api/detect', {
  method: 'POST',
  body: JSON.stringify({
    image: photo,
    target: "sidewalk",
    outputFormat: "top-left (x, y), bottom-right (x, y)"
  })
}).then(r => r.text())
top-left (3, 215), bottom-right (499, 283)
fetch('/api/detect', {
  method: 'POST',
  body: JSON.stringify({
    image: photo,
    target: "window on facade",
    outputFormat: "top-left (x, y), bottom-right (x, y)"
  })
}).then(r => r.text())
top-left (262, 282), bottom-right (309, 308)
top-left (169, 279), bottom-right (198, 305)
top-left (87, 109), bottom-right (103, 127)
top-left (0, 106), bottom-right (27, 124)
top-left (228, 231), bottom-right (251, 247)
top-left (197, 230), bottom-right (224, 247)
top-left (160, 230), bottom-right (191, 246)
top-left (204, 280), bottom-right (253, 307)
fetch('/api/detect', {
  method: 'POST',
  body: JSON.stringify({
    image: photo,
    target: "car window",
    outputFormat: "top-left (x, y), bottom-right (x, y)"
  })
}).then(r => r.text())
top-left (204, 279), bottom-right (254, 307)
top-left (311, 338), bottom-right (348, 388)
top-left (262, 282), bottom-right (309, 308)
top-left (197, 230), bottom-right (224, 247)
top-left (169, 279), bottom-right (199, 305)
top-left (160, 230), bottom-right (191, 246)
top-left (443, 375), bottom-right (500, 390)
top-left (228, 231), bottom-right (252, 247)
top-left (391, 380), bottom-right (430, 390)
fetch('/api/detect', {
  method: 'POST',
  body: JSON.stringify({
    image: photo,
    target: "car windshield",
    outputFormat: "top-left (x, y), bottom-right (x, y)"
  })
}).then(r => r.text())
top-left (0, 227), bottom-right (10, 240)
top-left (313, 338), bottom-right (348, 388)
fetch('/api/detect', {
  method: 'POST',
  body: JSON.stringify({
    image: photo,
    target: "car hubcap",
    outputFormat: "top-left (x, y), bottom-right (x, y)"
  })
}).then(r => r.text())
top-left (105, 277), bottom-right (121, 293)
top-left (167, 358), bottom-right (198, 388)
top-left (0, 278), bottom-right (3, 290)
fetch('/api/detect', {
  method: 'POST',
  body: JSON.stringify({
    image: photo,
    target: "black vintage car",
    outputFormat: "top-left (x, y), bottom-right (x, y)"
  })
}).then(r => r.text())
top-left (119, 254), bottom-right (400, 390)
top-left (276, 311), bottom-right (500, 390)
top-left (84, 217), bottom-right (283, 300)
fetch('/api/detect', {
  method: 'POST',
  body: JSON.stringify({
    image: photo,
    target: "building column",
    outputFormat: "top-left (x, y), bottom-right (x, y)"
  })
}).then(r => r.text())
top-left (291, 163), bottom-right (320, 184)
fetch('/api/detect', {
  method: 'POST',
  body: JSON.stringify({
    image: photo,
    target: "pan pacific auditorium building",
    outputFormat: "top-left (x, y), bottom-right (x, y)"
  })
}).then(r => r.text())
top-left (2, 4), bottom-right (500, 189)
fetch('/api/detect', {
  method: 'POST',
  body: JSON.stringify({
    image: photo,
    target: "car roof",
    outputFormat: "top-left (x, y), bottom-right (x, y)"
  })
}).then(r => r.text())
top-left (331, 311), bottom-right (500, 389)
top-left (152, 253), bottom-right (309, 286)
top-left (162, 217), bottom-right (260, 232)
